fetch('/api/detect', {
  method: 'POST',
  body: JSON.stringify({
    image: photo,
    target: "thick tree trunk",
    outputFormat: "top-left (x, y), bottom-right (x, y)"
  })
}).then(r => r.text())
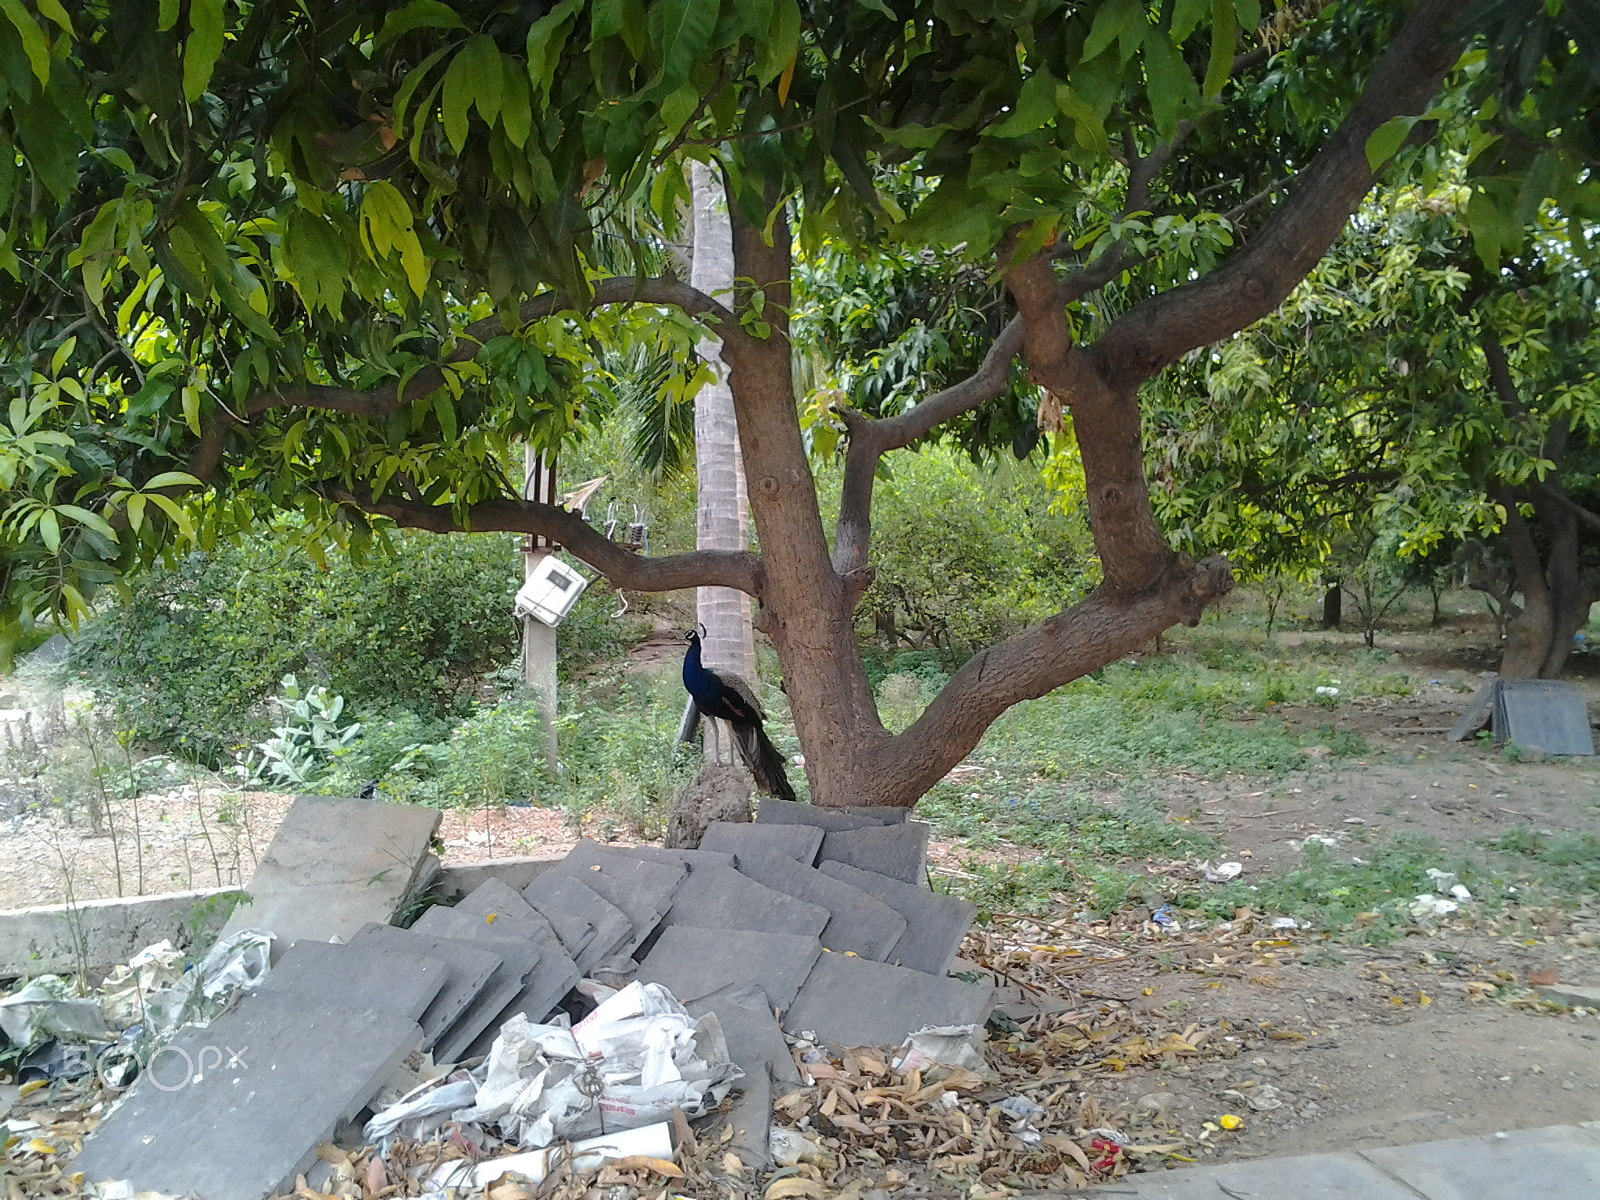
top-left (689, 162), bottom-right (756, 771)
top-left (1322, 584), bottom-right (1342, 629)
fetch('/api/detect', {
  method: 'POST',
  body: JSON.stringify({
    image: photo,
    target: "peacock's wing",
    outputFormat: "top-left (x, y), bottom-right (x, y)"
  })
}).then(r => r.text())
top-left (714, 671), bottom-right (767, 724)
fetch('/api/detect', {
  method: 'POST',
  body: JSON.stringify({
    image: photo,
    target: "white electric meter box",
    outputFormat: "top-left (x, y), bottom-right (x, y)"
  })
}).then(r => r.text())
top-left (514, 555), bottom-right (590, 627)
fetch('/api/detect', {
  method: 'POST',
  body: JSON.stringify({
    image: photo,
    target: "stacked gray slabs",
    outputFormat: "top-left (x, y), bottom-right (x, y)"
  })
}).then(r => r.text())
top-left (252, 939), bottom-right (447, 1021)
top-left (819, 861), bottom-right (975, 975)
top-left (756, 797), bottom-right (908, 828)
top-left (733, 849), bottom-right (906, 960)
top-left (544, 841), bottom-right (687, 957)
top-left (637, 925), bottom-right (820, 1009)
top-left (783, 952), bottom-right (992, 1049)
top-left (521, 871), bottom-right (633, 973)
top-left (816, 820), bottom-right (931, 885)
top-left (347, 924), bottom-right (503, 1055)
top-left (402, 906), bottom-right (550, 1062)
top-left (74, 991), bottom-right (423, 1200)
top-left (662, 863), bottom-right (828, 937)
top-left (699, 820), bottom-right (824, 864)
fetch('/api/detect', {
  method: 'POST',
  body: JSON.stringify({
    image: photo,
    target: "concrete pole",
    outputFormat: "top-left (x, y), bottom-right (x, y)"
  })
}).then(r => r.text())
top-left (522, 447), bottom-right (560, 771)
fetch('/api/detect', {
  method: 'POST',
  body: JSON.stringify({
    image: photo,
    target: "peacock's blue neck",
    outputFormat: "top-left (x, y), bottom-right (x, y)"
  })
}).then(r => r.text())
top-left (682, 639), bottom-right (718, 703)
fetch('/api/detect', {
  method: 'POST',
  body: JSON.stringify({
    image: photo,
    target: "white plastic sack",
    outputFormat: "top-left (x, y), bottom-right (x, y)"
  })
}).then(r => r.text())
top-left (0, 976), bottom-right (111, 1047)
top-left (893, 1024), bottom-right (987, 1073)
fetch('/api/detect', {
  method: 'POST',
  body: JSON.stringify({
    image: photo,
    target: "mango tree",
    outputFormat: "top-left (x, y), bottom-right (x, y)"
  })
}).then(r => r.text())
top-left (0, 0), bottom-right (1570, 805)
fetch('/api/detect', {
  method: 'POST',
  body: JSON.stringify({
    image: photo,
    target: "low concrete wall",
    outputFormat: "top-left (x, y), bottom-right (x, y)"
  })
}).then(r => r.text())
top-left (433, 853), bottom-right (566, 901)
top-left (0, 887), bottom-right (244, 979)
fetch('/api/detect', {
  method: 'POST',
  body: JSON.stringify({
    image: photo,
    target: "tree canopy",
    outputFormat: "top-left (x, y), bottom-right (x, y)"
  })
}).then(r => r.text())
top-left (0, 0), bottom-right (1588, 803)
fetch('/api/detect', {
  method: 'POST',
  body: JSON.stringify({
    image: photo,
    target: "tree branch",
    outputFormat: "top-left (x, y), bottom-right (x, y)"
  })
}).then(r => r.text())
top-left (334, 487), bottom-right (765, 597)
top-left (830, 317), bottom-right (1026, 576)
top-left (1092, 0), bottom-right (1465, 383)
top-left (863, 556), bottom-right (1234, 799)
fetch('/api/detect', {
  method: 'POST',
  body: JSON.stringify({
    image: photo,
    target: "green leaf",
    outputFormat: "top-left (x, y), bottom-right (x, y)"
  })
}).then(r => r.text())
top-left (988, 68), bottom-right (1058, 137)
top-left (441, 36), bottom-right (501, 152)
top-left (648, 0), bottom-right (720, 88)
top-left (125, 492), bottom-right (146, 532)
top-left (35, 0), bottom-right (71, 36)
top-left (1082, 0), bottom-right (1144, 63)
top-left (143, 470), bottom-right (202, 489)
top-left (183, 0), bottom-right (225, 104)
top-left (359, 181), bottom-right (430, 296)
top-left (1365, 116), bottom-right (1416, 170)
top-left (0, 0), bottom-right (51, 85)
top-left (434, 393), bottom-right (457, 442)
top-left (181, 384), bottom-right (201, 435)
top-left (526, 0), bottom-right (582, 101)
top-left (1172, 0), bottom-right (1208, 43)
top-left (376, 0), bottom-right (464, 46)
top-left (1057, 85), bottom-right (1110, 154)
top-left (755, 0), bottom-right (801, 86)
top-left (1203, 0), bottom-right (1237, 98)
top-left (38, 507), bottom-right (59, 552)
top-left (1144, 31), bottom-right (1199, 137)
top-left (55, 504), bottom-right (117, 541)
top-left (158, 0), bottom-right (179, 31)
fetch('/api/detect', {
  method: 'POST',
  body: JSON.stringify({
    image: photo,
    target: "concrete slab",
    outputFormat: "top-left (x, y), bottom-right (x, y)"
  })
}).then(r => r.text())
top-left (782, 952), bottom-right (992, 1049)
top-left (726, 1067), bottom-right (773, 1171)
top-left (432, 936), bottom-right (543, 1064)
top-left (1086, 1150), bottom-right (1421, 1198)
top-left (447, 878), bottom-right (568, 955)
top-left (1361, 1124), bottom-right (1600, 1200)
top-left (0, 887), bottom-right (242, 978)
top-left (733, 850), bottom-right (906, 960)
top-left (663, 864), bottom-right (829, 938)
top-left (72, 992), bottom-right (421, 1200)
top-left (551, 842), bottom-right (687, 952)
top-left (520, 872), bottom-right (631, 973)
top-left (1534, 982), bottom-right (1600, 1007)
top-left (253, 939), bottom-right (446, 1022)
top-left (348, 924), bottom-right (501, 1051)
top-left (700, 821), bottom-right (824, 865)
top-left (638, 925), bottom-right (820, 1009)
top-left (818, 861), bottom-right (975, 975)
top-left (686, 983), bottom-right (802, 1086)
top-left (219, 796), bottom-right (441, 951)
top-left (817, 822), bottom-right (930, 885)
top-left (619, 844), bottom-right (737, 872)
top-left (757, 798), bottom-right (908, 830)
top-left (413, 902), bottom-right (578, 1048)
top-left (435, 853), bottom-right (566, 901)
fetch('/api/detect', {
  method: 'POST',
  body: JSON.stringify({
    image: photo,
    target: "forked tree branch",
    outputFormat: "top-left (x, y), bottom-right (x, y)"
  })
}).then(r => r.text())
top-left (332, 487), bottom-right (765, 596)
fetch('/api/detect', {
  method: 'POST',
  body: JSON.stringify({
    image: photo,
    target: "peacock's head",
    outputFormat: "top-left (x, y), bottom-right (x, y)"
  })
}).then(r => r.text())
top-left (682, 624), bottom-right (707, 645)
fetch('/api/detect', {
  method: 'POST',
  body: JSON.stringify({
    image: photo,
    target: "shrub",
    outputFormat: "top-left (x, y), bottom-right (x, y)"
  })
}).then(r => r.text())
top-left (858, 448), bottom-right (1094, 652)
top-left (72, 528), bottom-right (522, 764)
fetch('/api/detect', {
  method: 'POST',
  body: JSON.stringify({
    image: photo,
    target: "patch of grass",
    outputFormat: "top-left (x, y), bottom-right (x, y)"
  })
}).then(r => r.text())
top-left (1487, 827), bottom-right (1600, 893)
top-left (1179, 835), bottom-right (1520, 944)
top-left (920, 783), bottom-right (1213, 862)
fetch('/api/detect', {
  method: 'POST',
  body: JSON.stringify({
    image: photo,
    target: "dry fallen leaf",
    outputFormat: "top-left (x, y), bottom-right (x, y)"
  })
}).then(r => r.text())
top-left (766, 1178), bottom-right (828, 1199)
top-left (1528, 968), bottom-right (1559, 987)
top-left (608, 1155), bottom-right (684, 1178)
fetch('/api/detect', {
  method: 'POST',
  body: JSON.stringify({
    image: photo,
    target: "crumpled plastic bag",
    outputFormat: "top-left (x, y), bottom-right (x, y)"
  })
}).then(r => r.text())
top-left (1410, 893), bottom-right (1459, 919)
top-left (196, 929), bottom-right (273, 1002)
top-left (893, 1024), bottom-right (987, 1073)
top-left (364, 1073), bottom-right (479, 1142)
top-left (453, 981), bottom-right (738, 1149)
top-left (0, 976), bottom-right (111, 1048)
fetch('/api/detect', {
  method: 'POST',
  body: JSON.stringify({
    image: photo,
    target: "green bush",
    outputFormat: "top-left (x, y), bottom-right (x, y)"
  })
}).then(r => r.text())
top-left (72, 529), bottom-right (523, 764)
top-left (858, 448), bottom-right (1094, 652)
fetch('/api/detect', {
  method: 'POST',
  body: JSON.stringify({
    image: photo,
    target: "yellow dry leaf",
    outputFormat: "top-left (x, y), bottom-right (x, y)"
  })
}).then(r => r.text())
top-left (1418, 993), bottom-right (1432, 1006)
top-left (1141, 987), bottom-right (1154, 996)
top-left (16, 1080), bottom-right (47, 1100)
top-left (609, 1156), bottom-right (684, 1178)
top-left (1218, 1114), bottom-right (1243, 1130)
top-left (766, 1178), bottom-right (827, 1199)
top-left (26, 1138), bottom-right (55, 1155)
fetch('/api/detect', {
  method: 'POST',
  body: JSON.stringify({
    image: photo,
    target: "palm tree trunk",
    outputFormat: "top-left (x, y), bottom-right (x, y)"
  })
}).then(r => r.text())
top-left (690, 161), bottom-right (756, 765)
